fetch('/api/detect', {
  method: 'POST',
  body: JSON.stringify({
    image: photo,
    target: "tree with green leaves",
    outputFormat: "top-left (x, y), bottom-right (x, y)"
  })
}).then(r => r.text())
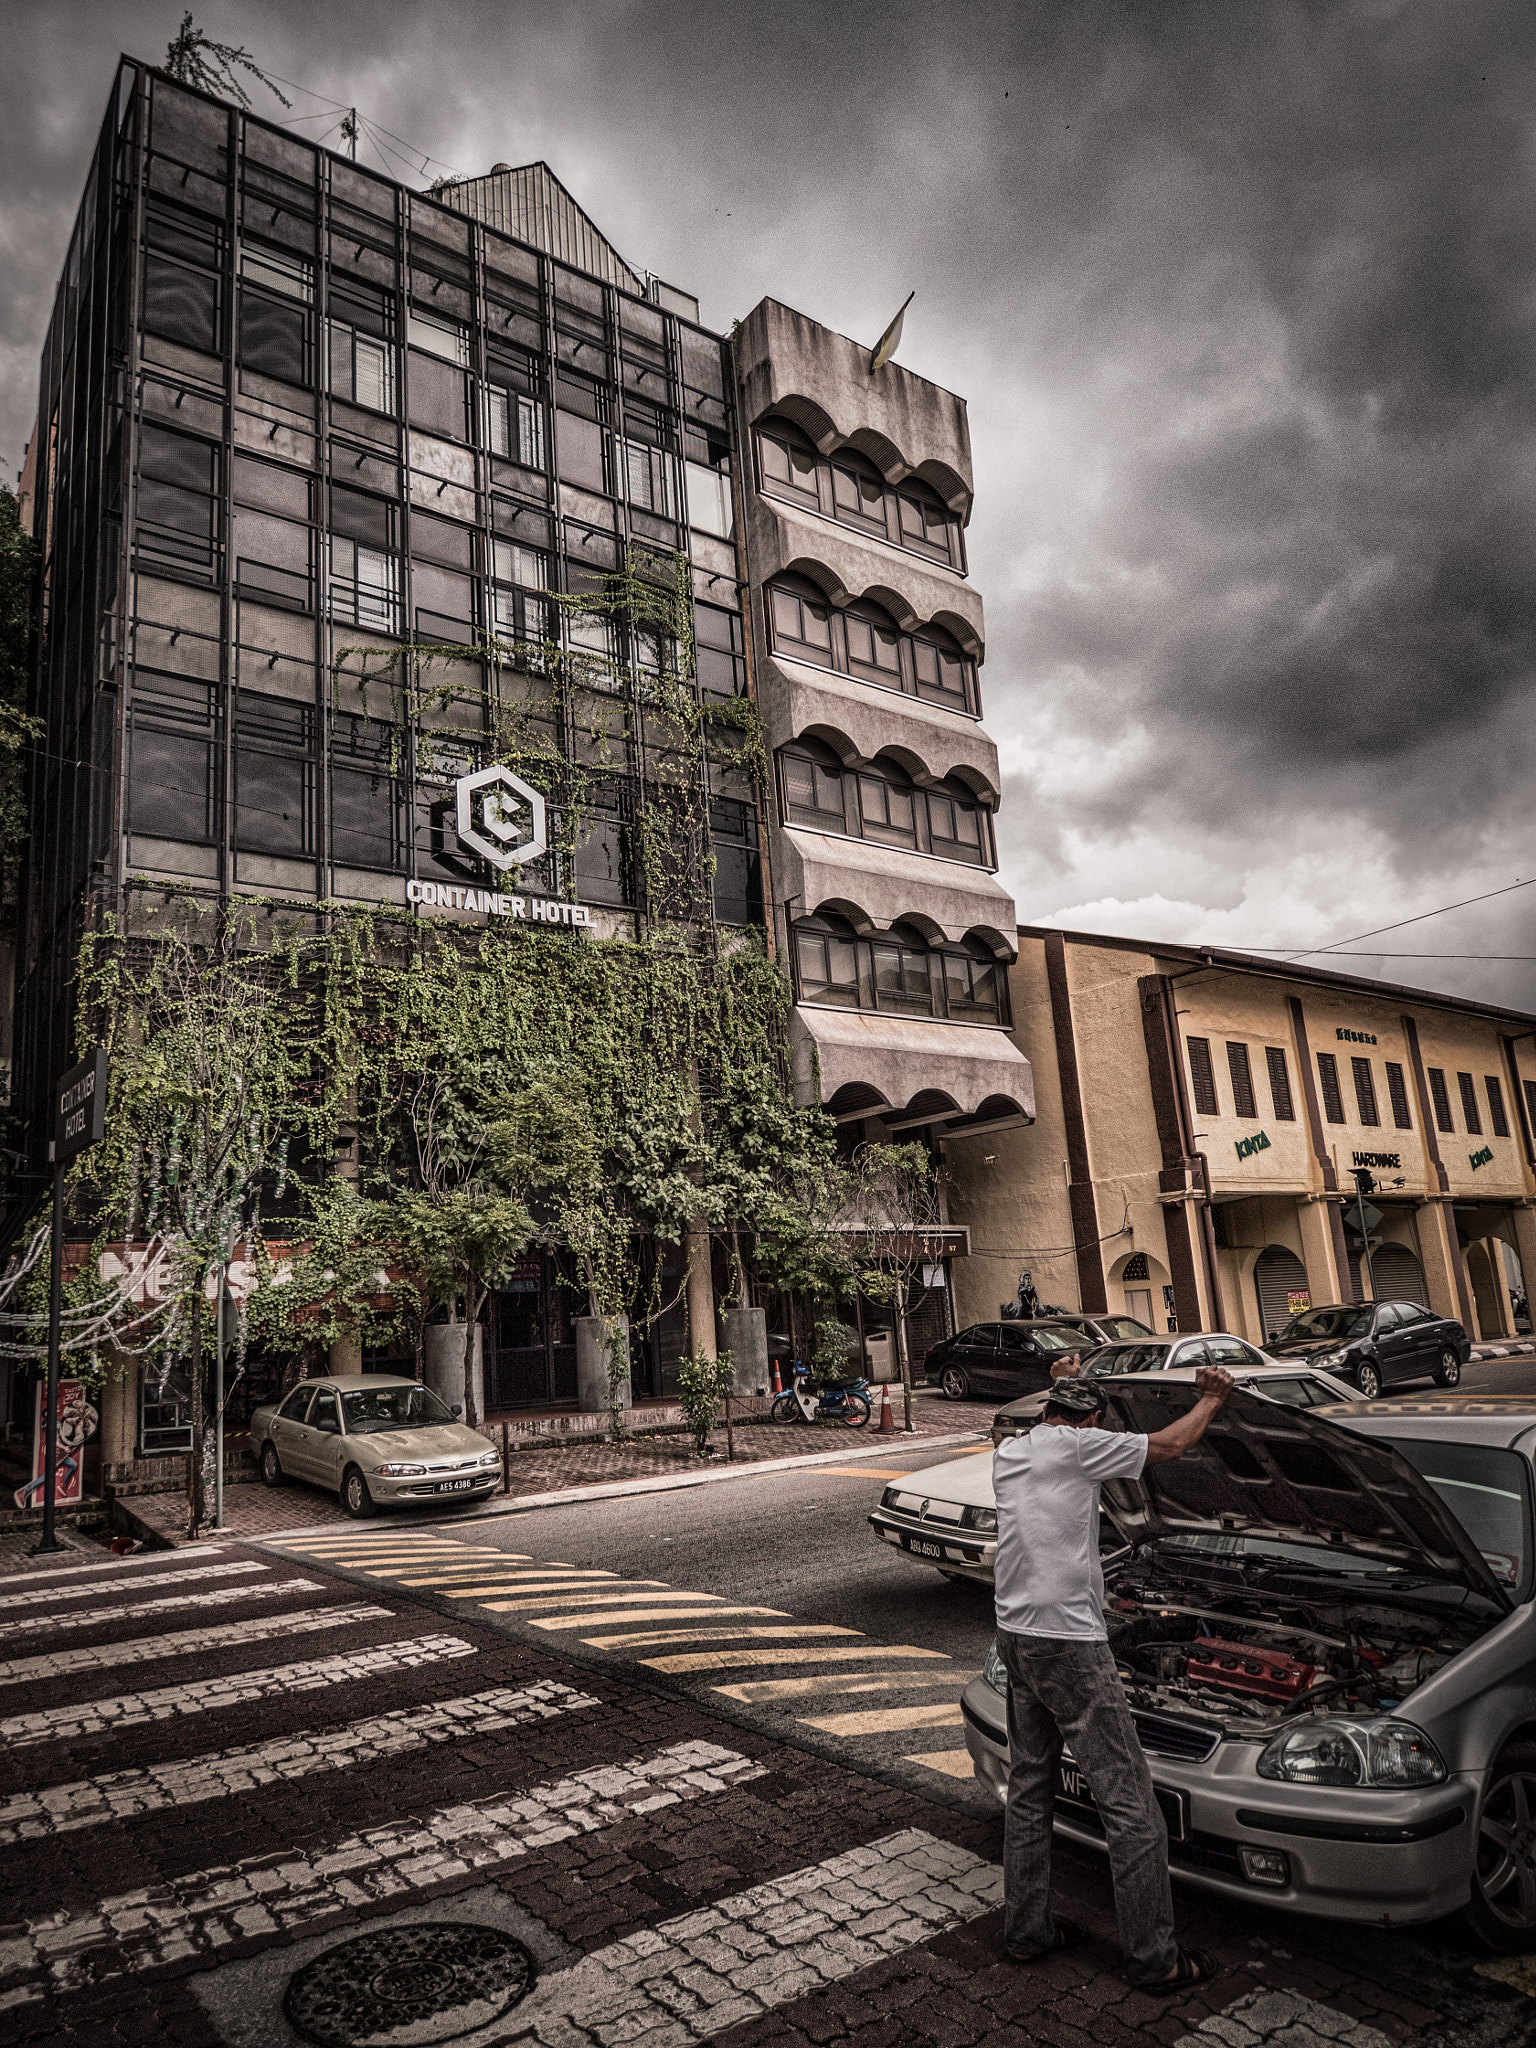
top-left (843, 1142), bottom-right (948, 1433)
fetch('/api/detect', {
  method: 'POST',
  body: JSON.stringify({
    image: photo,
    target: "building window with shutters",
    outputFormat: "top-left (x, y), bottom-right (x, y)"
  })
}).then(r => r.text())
top-left (1385, 1061), bottom-right (1413, 1130)
top-left (1226, 1043), bottom-right (1257, 1118)
top-left (1265, 1046), bottom-right (1295, 1121)
top-left (239, 246), bottom-right (314, 389)
top-left (1458, 1072), bottom-right (1482, 1135)
top-left (1524, 1080), bottom-right (1536, 1146)
top-left (1316, 1052), bottom-right (1345, 1123)
top-left (1485, 1075), bottom-right (1510, 1137)
top-left (1428, 1067), bottom-right (1455, 1133)
top-left (1186, 1037), bottom-right (1218, 1117)
top-left (1351, 1057), bottom-right (1379, 1126)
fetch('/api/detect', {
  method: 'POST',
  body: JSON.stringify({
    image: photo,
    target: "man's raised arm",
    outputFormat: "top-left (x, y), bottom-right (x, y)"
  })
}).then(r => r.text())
top-left (1143, 1365), bottom-right (1234, 1467)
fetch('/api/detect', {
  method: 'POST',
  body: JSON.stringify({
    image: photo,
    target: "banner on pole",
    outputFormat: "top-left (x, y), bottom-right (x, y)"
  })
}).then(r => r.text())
top-left (14, 1379), bottom-right (98, 1511)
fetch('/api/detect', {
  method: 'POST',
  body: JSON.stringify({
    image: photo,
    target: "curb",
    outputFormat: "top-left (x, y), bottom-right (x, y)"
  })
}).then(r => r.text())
top-left (247, 1428), bottom-right (990, 1541)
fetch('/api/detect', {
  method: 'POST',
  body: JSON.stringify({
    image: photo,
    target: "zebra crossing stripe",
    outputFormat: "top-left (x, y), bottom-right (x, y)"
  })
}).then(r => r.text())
top-left (907, 1750), bottom-right (978, 1780)
top-left (1, 1631), bottom-right (473, 1748)
top-left (3, 1560), bottom-right (266, 1609)
top-left (482, 1828), bottom-right (1000, 2045)
top-left (0, 1548), bottom-right (228, 1587)
top-left (714, 1670), bottom-right (979, 1703)
top-left (581, 1623), bottom-right (861, 1649)
top-left (0, 1677), bottom-right (598, 1846)
top-left (643, 1644), bottom-right (951, 1674)
top-left (431, 1577), bottom-right (645, 1597)
top-left (490, 1590), bottom-right (730, 1615)
top-left (0, 1578), bottom-right (325, 1644)
top-left (800, 1702), bottom-right (965, 1736)
top-left (0, 1603), bottom-right (390, 1690)
top-left (7, 1740), bottom-right (765, 1998)
top-left (396, 1568), bottom-right (619, 1585)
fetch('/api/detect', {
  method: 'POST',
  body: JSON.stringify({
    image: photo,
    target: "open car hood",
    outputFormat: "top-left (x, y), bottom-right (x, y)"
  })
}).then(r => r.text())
top-left (1094, 1379), bottom-right (1511, 1609)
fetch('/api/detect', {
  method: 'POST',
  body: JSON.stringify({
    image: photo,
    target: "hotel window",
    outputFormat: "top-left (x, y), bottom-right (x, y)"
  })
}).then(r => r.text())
top-left (844, 601), bottom-right (903, 686)
top-left (709, 797), bottom-right (762, 928)
top-left (795, 912), bottom-right (861, 1010)
top-left (406, 307), bottom-right (470, 367)
top-left (490, 538), bottom-right (550, 647)
top-left (329, 276), bottom-right (396, 412)
top-left (695, 602), bottom-right (746, 699)
top-left (618, 436), bottom-right (673, 519)
top-left (793, 913), bottom-right (1005, 1026)
top-left (483, 384), bottom-right (544, 468)
top-left (328, 483), bottom-right (399, 632)
top-left (1385, 1061), bottom-right (1413, 1130)
top-left (782, 740), bottom-right (849, 831)
top-left (1485, 1074), bottom-right (1510, 1138)
top-left (1265, 1046), bottom-right (1295, 1121)
top-left (831, 455), bottom-right (889, 536)
top-left (331, 712), bottom-right (406, 873)
top-left (757, 419), bottom-right (821, 508)
top-left (1351, 1057), bottom-right (1379, 1127)
top-left (685, 458), bottom-right (733, 539)
top-left (1316, 1052), bottom-right (1345, 1124)
top-left (911, 628), bottom-right (973, 712)
top-left (755, 414), bottom-right (960, 569)
top-left (872, 923), bottom-right (937, 1017)
top-left (128, 673), bottom-right (218, 844)
top-left (1186, 1038), bottom-right (1218, 1117)
top-left (769, 576), bottom-right (834, 662)
top-left (232, 456), bottom-right (312, 610)
top-left (142, 203), bottom-right (223, 355)
top-left (897, 488), bottom-right (957, 565)
top-left (235, 692), bottom-right (314, 858)
top-left (1226, 1043), bottom-right (1257, 1118)
top-left (858, 767), bottom-right (918, 848)
top-left (925, 780), bottom-right (989, 865)
top-left (943, 940), bottom-right (1004, 1025)
top-left (135, 423), bottom-right (220, 579)
top-left (1428, 1067), bottom-right (1454, 1133)
top-left (1458, 1072), bottom-right (1482, 1135)
top-left (239, 245), bottom-right (314, 387)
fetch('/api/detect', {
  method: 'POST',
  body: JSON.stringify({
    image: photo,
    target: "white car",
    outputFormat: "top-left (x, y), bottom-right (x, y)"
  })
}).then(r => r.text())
top-left (251, 1374), bottom-right (502, 1517)
top-left (866, 1362), bottom-right (1359, 1584)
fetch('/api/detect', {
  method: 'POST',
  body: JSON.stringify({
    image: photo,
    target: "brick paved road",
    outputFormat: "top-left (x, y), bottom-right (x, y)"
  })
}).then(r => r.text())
top-left (3, 1510), bottom-right (1533, 2043)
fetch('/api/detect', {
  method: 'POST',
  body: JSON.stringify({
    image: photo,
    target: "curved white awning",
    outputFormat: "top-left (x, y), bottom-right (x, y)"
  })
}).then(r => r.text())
top-left (790, 1005), bottom-right (1033, 1133)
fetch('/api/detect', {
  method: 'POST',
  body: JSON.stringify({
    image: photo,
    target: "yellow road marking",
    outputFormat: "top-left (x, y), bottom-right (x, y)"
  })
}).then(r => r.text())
top-left (713, 1670), bottom-right (979, 1703)
top-left (416, 1577), bottom-right (646, 1597)
top-left (814, 1469), bottom-right (916, 1480)
top-left (642, 1644), bottom-right (948, 1674)
top-left (581, 1621), bottom-right (855, 1648)
top-left (388, 1570), bottom-right (616, 1585)
top-left (907, 1749), bottom-right (977, 1778)
top-left (536, 1605), bottom-right (791, 1632)
top-left (800, 1702), bottom-right (965, 1736)
top-left (481, 1589), bottom-right (718, 1613)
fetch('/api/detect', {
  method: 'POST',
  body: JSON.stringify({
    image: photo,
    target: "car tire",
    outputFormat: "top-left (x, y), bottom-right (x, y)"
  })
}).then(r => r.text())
top-left (341, 1465), bottom-right (376, 1519)
top-left (1463, 1741), bottom-right (1536, 1953)
top-left (260, 1442), bottom-right (285, 1488)
top-left (1433, 1348), bottom-right (1462, 1389)
top-left (940, 1366), bottom-right (970, 1402)
top-left (1354, 1360), bottom-right (1381, 1400)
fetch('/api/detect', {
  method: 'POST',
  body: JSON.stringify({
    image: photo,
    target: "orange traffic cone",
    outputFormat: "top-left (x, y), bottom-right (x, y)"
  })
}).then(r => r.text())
top-left (877, 1383), bottom-right (895, 1434)
top-left (771, 1358), bottom-right (783, 1396)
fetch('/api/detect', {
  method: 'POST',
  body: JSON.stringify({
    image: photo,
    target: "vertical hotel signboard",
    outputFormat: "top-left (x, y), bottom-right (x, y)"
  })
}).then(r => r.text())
top-left (28, 1048), bottom-right (108, 1551)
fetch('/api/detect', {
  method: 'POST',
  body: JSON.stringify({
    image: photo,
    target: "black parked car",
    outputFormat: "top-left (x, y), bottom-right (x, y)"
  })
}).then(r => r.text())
top-left (922, 1314), bottom-right (1150, 1402)
top-left (1265, 1298), bottom-right (1471, 1399)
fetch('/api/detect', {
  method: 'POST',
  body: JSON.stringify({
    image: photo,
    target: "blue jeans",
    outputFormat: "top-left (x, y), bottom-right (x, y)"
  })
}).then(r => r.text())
top-left (997, 1629), bottom-right (1178, 1984)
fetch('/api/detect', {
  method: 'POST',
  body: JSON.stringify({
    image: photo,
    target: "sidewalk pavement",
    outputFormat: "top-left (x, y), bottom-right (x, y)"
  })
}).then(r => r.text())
top-left (115, 1396), bottom-right (999, 1548)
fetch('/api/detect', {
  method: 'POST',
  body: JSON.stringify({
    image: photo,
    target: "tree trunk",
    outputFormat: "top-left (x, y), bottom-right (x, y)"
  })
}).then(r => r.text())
top-left (893, 1278), bottom-right (915, 1433)
top-left (685, 1214), bottom-right (717, 1361)
top-left (186, 1288), bottom-right (205, 1537)
top-left (728, 1218), bottom-right (750, 1310)
top-left (462, 1276), bottom-right (483, 1431)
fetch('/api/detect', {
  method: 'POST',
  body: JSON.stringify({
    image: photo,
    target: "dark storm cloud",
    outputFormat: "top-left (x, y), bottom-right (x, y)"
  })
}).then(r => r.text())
top-left (3, 1), bottom-right (1533, 997)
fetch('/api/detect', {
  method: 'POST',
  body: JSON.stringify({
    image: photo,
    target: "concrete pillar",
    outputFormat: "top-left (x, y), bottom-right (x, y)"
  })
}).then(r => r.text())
top-left (576, 1315), bottom-right (630, 1413)
top-left (1414, 1201), bottom-right (1475, 1331)
top-left (98, 1362), bottom-right (135, 1467)
top-left (724, 1305), bottom-right (767, 1397)
top-left (422, 1323), bottom-right (484, 1421)
top-left (685, 1215), bottom-right (717, 1361)
top-left (328, 1335), bottom-right (363, 1374)
top-left (1469, 1239), bottom-right (1512, 1338)
top-left (1511, 1207), bottom-right (1536, 1326)
top-left (1297, 1197), bottom-right (1345, 1308)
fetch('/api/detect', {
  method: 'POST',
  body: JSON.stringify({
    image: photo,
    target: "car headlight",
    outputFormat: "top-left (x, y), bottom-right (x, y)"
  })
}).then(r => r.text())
top-left (1313, 1349), bottom-right (1349, 1369)
top-left (1257, 1717), bottom-right (1447, 1788)
top-left (478, 1450), bottom-right (501, 1468)
top-left (961, 1506), bottom-right (997, 1533)
top-left (374, 1462), bottom-right (428, 1477)
top-left (881, 1485), bottom-right (902, 1510)
top-left (982, 1641), bottom-right (1009, 1697)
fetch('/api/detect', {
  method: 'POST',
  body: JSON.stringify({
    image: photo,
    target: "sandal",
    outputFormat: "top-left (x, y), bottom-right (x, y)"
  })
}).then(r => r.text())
top-left (1140, 1947), bottom-right (1220, 1994)
top-left (1004, 1918), bottom-right (1090, 1963)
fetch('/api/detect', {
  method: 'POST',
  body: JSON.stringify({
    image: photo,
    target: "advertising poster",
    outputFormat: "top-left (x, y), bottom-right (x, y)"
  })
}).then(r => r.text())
top-left (14, 1379), bottom-right (99, 1512)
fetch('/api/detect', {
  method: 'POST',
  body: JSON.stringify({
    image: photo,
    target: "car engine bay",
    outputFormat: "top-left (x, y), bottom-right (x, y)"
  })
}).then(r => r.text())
top-left (1104, 1550), bottom-right (1489, 1731)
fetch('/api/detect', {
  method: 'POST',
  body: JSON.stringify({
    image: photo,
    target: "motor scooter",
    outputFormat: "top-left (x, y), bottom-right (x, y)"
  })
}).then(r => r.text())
top-left (770, 1360), bottom-right (872, 1427)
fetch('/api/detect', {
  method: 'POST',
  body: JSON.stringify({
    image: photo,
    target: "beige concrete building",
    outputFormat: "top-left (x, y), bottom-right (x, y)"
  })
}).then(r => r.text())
top-left (946, 929), bottom-right (1536, 1346)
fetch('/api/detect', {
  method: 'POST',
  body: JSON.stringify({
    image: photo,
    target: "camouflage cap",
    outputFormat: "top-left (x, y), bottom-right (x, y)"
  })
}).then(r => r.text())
top-left (1042, 1376), bottom-right (1109, 1418)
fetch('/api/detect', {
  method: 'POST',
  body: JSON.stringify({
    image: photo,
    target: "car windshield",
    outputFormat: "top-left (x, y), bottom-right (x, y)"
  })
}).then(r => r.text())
top-left (1086, 1345), bottom-right (1164, 1376)
top-left (341, 1385), bottom-right (457, 1433)
top-left (1032, 1326), bottom-right (1093, 1354)
top-left (1098, 1316), bottom-right (1153, 1340)
top-left (1378, 1436), bottom-right (1532, 1596)
top-left (1276, 1306), bottom-right (1374, 1341)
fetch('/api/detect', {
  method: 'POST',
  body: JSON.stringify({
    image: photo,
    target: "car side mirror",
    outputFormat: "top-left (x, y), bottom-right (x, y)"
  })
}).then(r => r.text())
top-left (451, 1404), bottom-right (463, 1418)
top-left (318, 1417), bottom-right (339, 1434)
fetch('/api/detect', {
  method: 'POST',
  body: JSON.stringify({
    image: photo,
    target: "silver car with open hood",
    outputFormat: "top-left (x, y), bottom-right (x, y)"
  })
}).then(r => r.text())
top-left (960, 1387), bottom-right (1536, 1952)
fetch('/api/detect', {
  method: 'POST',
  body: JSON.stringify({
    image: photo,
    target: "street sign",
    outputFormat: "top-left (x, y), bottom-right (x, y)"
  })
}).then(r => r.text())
top-left (54, 1047), bottom-right (107, 1163)
top-left (1346, 1202), bottom-right (1383, 1235)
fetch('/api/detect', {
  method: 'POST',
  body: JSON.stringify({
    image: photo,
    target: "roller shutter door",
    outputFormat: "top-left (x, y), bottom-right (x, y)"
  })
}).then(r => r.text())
top-left (1254, 1246), bottom-right (1311, 1340)
top-left (1366, 1241), bottom-right (1429, 1307)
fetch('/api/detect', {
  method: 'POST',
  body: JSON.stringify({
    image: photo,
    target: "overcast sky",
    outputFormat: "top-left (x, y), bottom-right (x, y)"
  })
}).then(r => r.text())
top-left (4, 1), bottom-right (1533, 1006)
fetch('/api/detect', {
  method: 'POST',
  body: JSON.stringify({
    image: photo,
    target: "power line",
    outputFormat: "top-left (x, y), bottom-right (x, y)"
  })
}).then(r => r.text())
top-left (1250, 876), bottom-right (1536, 963)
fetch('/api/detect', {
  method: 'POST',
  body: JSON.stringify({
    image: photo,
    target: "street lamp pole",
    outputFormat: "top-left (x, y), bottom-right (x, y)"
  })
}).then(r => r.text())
top-left (1352, 1168), bottom-right (1377, 1298)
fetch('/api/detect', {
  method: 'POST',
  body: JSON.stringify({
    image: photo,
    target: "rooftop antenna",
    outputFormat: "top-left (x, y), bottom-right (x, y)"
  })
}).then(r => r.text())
top-left (341, 109), bottom-right (358, 162)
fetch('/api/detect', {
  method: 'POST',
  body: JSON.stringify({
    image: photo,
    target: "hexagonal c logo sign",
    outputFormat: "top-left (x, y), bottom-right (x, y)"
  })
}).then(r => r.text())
top-left (455, 765), bottom-right (547, 871)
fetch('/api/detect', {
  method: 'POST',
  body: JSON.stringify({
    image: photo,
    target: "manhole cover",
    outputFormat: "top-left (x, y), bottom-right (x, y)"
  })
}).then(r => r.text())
top-left (283, 1923), bottom-right (536, 2047)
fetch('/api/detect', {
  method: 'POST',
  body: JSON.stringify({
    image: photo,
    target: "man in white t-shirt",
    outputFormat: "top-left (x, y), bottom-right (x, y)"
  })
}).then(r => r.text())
top-left (992, 1362), bottom-right (1233, 1992)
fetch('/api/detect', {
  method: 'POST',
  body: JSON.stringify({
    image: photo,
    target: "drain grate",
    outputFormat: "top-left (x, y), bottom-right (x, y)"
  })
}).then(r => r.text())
top-left (283, 1923), bottom-right (536, 2047)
